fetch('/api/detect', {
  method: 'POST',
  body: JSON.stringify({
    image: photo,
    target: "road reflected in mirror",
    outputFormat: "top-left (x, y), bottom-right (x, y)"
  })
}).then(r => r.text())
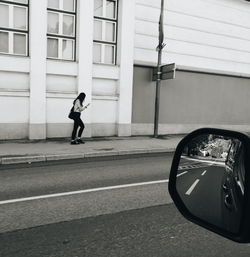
top-left (176, 134), bottom-right (245, 234)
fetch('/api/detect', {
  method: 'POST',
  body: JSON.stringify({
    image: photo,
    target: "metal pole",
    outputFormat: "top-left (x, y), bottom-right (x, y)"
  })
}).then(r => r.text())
top-left (154, 48), bottom-right (162, 138)
top-left (154, 0), bottom-right (165, 138)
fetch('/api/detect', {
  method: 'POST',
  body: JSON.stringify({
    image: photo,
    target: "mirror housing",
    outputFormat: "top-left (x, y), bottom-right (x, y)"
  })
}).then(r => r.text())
top-left (169, 128), bottom-right (250, 243)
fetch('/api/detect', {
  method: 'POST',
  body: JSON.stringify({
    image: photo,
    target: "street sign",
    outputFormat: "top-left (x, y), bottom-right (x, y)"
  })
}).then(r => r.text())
top-left (152, 63), bottom-right (176, 81)
top-left (161, 70), bottom-right (175, 80)
top-left (152, 74), bottom-right (158, 81)
top-left (161, 63), bottom-right (175, 80)
top-left (161, 63), bottom-right (175, 73)
top-left (152, 67), bottom-right (161, 81)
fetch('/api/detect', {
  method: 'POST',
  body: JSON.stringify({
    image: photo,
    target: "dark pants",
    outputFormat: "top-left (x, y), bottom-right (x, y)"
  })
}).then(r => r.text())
top-left (71, 113), bottom-right (85, 140)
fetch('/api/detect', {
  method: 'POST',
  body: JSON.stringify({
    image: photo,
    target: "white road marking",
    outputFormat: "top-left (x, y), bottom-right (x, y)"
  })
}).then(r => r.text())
top-left (185, 179), bottom-right (200, 195)
top-left (177, 171), bottom-right (188, 177)
top-left (181, 156), bottom-right (225, 167)
top-left (201, 170), bottom-right (207, 176)
top-left (0, 179), bottom-right (169, 205)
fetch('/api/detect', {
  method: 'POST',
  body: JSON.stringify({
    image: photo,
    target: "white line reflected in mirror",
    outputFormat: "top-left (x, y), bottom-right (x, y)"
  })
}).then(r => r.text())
top-left (177, 171), bottom-right (188, 177)
top-left (185, 179), bottom-right (200, 195)
top-left (201, 170), bottom-right (207, 176)
top-left (181, 156), bottom-right (225, 167)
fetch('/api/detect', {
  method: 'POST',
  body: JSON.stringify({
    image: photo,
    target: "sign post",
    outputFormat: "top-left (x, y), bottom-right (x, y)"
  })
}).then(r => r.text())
top-left (152, 63), bottom-right (176, 81)
top-left (154, 0), bottom-right (165, 138)
top-left (153, 1), bottom-right (176, 138)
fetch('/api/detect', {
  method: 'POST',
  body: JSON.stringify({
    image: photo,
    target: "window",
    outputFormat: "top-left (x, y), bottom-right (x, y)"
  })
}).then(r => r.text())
top-left (47, 0), bottom-right (76, 61)
top-left (0, 0), bottom-right (28, 56)
top-left (93, 0), bottom-right (118, 65)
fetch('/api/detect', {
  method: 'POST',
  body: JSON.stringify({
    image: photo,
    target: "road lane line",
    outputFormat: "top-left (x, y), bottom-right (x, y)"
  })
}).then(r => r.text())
top-left (181, 156), bottom-right (225, 166)
top-left (201, 170), bottom-right (207, 176)
top-left (177, 171), bottom-right (188, 177)
top-left (185, 179), bottom-right (200, 195)
top-left (0, 179), bottom-right (169, 205)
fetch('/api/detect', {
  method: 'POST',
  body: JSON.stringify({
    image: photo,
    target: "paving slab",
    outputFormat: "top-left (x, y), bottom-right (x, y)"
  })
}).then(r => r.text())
top-left (0, 136), bottom-right (184, 165)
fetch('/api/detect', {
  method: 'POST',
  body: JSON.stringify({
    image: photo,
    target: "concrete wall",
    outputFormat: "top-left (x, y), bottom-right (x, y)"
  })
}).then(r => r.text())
top-left (0, 0), bottom-right (135, 140)
top-left (1, 0), bottom-right (250, 139)
top-left (132, 0), bottom-right (250, 135)
top-left (132, 66), bottom-right (250, 135)
top-left (0, 55), bottom-right (30, 139)
top-left (134, 0), bottom-right (250, 76)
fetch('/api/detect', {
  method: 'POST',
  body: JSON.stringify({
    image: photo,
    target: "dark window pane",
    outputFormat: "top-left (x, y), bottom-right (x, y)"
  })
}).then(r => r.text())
top-left (63, 14), bottom-right (74, 36)
top-left (63, 0), bottom-right (75, 12)
top-left (93, 43), bottom-right (101, 63)
top-left (0, 31), bottom-right (9, 53)
top-left (105, 22), bottom-right (115, 42)
top-left (48, 0), bottom-right (59, 9)
top-left (62, 39), bottom-right (73, 60)
top-left (0, 4), bottom-right (9, 28)
top-left (47, 38), bottom-right (58, 58)
top-left (94, 0), bottom-right (103, 17)
top-left (106, 0), bottom-right (116, 19)
top-left (14, 6), bottom-right (27, 30)
top-left (14, 33), bottom-right (26, 55)
top-left (48, 12), bottom-right (59, 34)
top-left (105, 44), bottom-right (114, 64)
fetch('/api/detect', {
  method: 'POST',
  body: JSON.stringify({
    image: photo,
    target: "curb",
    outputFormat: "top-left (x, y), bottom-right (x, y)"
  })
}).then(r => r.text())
top-left (0, 148), bottom-right (176, 165)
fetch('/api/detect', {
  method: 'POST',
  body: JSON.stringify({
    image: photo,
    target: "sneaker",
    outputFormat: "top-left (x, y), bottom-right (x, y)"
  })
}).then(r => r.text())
top-left (71, 140), bottom-right (80, 145)
top-left (77, 139), bottom-right (85, 144)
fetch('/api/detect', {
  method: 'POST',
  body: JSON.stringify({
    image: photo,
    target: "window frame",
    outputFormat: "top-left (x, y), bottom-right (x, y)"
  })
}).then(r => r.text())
top-left (47, 35), bottom-right (75, 60)
top-left (48, 0), bottom-right (76, 13)
top-left (47, 0), bottom-right (77, 61)
top-left (0, 0), bottom-right (29, 56)
top-left (93, 0), bottom-right (118, 65)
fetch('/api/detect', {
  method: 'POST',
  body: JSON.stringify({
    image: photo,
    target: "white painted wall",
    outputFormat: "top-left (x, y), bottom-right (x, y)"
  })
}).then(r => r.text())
top-left (92, 96), bottom-right (118, 124)
top-left (47, 75), bottom-right (77, 93)
top-left (29, 0), bottom-right (47, 139)
top-left (0, 71), bottom-right (29, 91)
top-left (77, 0), bottom-right (94, 137)
top-left (92, 65), bottom-right (119, 127)
top-left (47, 97), bottom-right (74, 123)
top-left (92, 78), bottom-right (117, 96)
top-left (116, 0), bottom-right (135, 136)
top-left (0, 55), bottom-right (30, 139)
top-left (135, 0), bottom-right (250, 75)
top-left (46, 0), bottom-right (135, 138)
top-left (0, 96), bottom-right (29, 123)
top-left (0, 55), bottom-right (29, 73)
top-left (0, 0), bottom-right (133, 139)
top-left (2, 0), bottom-right (249, 139)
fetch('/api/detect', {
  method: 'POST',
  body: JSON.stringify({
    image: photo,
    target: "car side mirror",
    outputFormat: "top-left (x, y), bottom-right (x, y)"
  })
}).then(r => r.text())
top-left (169, 128), bottom-right (250, 243)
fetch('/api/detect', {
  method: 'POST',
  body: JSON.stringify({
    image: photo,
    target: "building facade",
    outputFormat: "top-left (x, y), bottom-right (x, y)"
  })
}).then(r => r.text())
top-left (0, 0), bottom-right (250, 140)
top-left (132, 0), bottom-right (250, 135)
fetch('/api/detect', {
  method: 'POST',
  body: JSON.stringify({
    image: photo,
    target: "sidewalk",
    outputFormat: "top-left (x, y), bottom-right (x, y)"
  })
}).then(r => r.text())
top-left (0, 135), bottom-right (184, 165)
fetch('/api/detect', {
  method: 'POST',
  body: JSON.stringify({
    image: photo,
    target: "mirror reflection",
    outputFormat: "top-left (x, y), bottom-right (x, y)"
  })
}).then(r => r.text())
top-left (176, 133), bottom-right (245, 234)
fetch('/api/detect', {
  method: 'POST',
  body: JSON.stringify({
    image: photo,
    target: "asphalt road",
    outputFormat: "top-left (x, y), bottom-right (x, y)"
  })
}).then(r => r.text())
top-left (1, 154), bottom-right (250, 257)
top-left (0, 154), bottom-right (173, 233)
top-left (177, 156), bottom-right (226, 228)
